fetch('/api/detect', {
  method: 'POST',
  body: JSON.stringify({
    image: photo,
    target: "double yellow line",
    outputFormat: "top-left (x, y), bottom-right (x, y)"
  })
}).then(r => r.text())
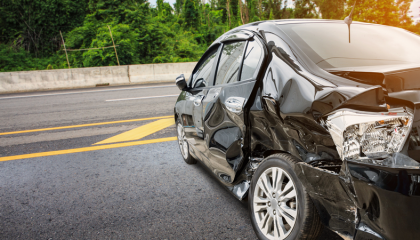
top-left (0, 116), bottom-right (176, 162)
top-left (0, 137), bottom-right (177, 162)
top-left (0, 115), bottom-right (173, 136)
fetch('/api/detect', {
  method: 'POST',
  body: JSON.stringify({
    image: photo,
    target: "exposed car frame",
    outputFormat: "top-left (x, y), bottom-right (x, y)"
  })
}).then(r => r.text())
top-left (174, 19), bottom-right (420, 240)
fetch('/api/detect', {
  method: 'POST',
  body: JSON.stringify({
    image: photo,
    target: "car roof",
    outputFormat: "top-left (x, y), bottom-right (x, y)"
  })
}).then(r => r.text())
top-left (265, 19), bottom-right (344, 25)
top-left (213, 19), bottom-right (387, 45)
top-left (278, 18), bottom-right (387, 24)
top-left (209, 19), bottom-right (406, 89)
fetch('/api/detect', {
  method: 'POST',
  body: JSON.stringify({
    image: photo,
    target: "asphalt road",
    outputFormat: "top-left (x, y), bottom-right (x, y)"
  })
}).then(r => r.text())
top-left (0, 83), bottom-right (342, 239)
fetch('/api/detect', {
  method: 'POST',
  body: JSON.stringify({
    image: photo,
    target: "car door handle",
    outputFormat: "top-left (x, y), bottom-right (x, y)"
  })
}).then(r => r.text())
top-left (194, 95), bottom-right (205, 106)
top-left (225, 97), bottom-right (246, 113)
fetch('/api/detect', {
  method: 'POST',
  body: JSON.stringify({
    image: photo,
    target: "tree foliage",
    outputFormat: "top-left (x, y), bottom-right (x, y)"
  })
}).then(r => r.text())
top-left (314, 0), bottom-right (346, 19)
top-left (294, 0), bottom-right (318, 18)
top-left (346, 0), bottom-right (414, 27)
top-left (0, 0), bottom-right (87, 57)
top-left (0, 0), bottom-right (419, 72)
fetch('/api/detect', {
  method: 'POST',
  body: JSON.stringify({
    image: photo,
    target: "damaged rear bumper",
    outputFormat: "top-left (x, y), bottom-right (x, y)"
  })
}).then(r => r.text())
top-left (295, 154), bottom-right (420, 240)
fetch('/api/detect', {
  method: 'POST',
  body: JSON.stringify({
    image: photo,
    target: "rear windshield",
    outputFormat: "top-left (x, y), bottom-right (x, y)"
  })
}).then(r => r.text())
top-left (278, 23), bottom-right (420, 69)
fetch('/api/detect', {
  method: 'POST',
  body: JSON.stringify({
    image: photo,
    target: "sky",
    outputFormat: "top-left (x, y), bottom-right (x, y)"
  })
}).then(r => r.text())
top-left (148, 0), bottom-right (175, 6)
top-left (412, 0), bottom-right (420, 23)
top-left (147, 0), bottom-right (420, 23)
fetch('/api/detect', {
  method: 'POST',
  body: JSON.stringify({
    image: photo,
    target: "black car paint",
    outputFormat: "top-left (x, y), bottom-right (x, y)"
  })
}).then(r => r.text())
top-left (175, 30), bottom-right (266, 187)
top-left (174, 20), bottom-right (420, 240)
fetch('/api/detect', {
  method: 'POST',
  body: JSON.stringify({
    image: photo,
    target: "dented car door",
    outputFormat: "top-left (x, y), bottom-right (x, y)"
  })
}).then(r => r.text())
top-left (201, 34), bottom-right (266, 184)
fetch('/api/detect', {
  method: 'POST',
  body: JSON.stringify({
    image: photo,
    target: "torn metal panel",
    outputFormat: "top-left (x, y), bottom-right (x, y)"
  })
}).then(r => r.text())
top-left (348, 161), bottom-right (420, 240)
top-left (227, 180), bottom-right (250, 201)
top-left (294, 162), bottom-right (358, 237)
top-left (354, 222), bottom-right (384, 240)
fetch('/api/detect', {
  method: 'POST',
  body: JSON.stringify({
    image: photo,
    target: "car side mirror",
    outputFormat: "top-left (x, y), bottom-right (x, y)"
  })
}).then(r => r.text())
top-left (176, 74), bottom-right (189, 91)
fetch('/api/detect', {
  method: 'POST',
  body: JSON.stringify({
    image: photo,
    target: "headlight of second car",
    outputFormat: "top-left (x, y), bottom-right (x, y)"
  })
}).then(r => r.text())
top-left (326, 108), bottom-right (413, 161)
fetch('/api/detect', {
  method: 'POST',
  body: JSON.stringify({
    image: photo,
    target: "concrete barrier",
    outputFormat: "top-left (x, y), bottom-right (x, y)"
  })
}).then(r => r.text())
top-left (129, 62), bottom-right (195, 84)
top-left (0, 62), bottom-right (197, 94)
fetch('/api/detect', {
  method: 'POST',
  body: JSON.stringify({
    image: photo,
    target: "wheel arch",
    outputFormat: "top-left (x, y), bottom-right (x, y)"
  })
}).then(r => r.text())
top-left (248, 152), bottom-right (324, 239)
top-left (262, 150), bottom-right (291, 159)
top-left (250, 152), bottom-right (327, 222)
top-left (174, 109), bottom-right (179, 123)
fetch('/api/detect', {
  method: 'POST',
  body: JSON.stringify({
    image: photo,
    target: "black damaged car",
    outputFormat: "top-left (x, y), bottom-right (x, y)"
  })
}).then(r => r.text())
top-left (174, 19), bottom-right (420, 240)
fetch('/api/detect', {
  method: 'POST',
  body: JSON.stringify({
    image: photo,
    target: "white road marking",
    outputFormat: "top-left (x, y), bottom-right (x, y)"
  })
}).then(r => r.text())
top-left (0, 85), bottom-right (174, 100)
top-left (106, 94), bottom-right (179, 102)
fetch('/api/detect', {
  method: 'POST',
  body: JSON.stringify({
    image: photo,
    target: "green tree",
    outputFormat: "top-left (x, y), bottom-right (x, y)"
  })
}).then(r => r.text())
top-left (261, 0), bottom-right (292, 20)
top-left (345, 0), bottom-right (413, 26)
top-left (81, 24), bottom-right (138, 66)
top-left (0, 0), bottom-right (87, 57)
top-left (174, 0), bottom-right (185, 15)
top-left (294, 0), bottom-right (318, 18)
top-left (314, 0), bottom-right (346, 19)
top-left (229, 0), bottom-right (239, 23)
top-left (1, 0), bottom-right (418, 73)
top-left (183, 0), bottom-right (200, 29)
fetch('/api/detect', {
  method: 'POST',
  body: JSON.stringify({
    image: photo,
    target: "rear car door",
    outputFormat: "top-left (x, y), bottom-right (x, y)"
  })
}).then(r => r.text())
top-left (197, 34), bottom-right (266, 184)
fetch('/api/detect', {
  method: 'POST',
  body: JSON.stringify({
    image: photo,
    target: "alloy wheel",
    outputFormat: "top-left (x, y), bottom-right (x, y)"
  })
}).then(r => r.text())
top-left (177, 123), bottom-right (189, 159)
top-left (253, 167), bottom-right (298, 240)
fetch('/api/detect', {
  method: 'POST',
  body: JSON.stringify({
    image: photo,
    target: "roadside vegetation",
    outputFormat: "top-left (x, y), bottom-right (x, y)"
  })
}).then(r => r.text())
top-left (0, 0), bottom-right (419, 72)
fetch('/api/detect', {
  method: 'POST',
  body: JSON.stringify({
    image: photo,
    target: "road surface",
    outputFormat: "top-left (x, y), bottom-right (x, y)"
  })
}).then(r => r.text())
top-left (0, 83), bottom-right (341, 239)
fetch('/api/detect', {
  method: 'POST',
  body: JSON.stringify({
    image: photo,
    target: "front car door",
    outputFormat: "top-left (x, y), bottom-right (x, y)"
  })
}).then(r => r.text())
top-left (176, 44), bottom-right (221, 166)
top-left (197, 32), bottom-right (266, 184)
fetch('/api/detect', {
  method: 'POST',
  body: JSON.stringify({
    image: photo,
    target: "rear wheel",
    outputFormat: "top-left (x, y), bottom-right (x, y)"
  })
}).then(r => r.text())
top-left (249, 154), bottom-right (322, 240)
top-left (176, 121), bottom-right (197, 164)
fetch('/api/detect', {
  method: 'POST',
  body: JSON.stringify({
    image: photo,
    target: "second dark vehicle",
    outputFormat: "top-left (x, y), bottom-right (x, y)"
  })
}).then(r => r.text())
top-left (174, 19), bottom-right (420, 240)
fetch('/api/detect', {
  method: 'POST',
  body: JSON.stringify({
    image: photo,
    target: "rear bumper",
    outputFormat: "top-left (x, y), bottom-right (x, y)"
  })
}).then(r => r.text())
top-left (348, 159), bottom-right (420, 240)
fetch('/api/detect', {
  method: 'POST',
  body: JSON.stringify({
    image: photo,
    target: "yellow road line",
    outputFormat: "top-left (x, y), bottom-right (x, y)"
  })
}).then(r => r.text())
top-left (94, 118), bottom-right (175, 145)
top-left (0, 137), bottom-right (177, 162)
top-left (0, 116), bottom-right (173, 136)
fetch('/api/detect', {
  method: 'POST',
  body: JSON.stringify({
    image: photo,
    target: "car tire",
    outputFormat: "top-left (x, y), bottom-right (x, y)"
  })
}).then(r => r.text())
top-left (176, 120), bottom-right (197, 164)
top-left (249, 153), bottom-right (322, 240)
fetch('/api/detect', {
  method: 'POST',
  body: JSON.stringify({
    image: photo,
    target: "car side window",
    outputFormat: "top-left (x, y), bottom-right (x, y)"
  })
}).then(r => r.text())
top-left (241, 39), bottom-right (264, 81)
top-left (190, 46), bottom-right (219, 88)
top-left (215, 41), bottom-right (246, 85)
